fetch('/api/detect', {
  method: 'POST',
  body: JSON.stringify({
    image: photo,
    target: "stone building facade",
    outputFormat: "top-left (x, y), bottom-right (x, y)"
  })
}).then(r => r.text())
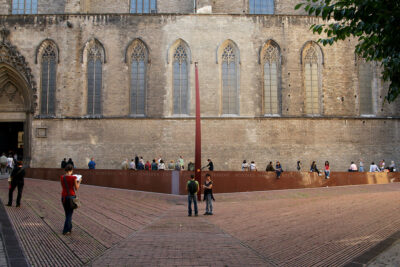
top-left (0, 0), bottom-right (399, 170)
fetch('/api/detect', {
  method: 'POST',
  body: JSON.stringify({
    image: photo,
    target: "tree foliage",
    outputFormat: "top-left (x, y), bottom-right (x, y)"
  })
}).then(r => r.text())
top-left (295, 0), bottom-right (400, 103)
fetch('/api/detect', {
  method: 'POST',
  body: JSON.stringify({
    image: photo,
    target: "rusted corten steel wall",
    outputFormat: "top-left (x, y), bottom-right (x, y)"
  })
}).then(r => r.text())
top-left (26, 168), bottom-right (400, 195)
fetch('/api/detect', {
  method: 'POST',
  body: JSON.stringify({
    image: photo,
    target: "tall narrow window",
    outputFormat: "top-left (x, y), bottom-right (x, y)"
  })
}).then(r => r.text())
top-left (87, 45), bottom-right (103, 116)
top-left (40, 45), bottom-right (56, 115)
top-left (249, 0), bottom-right (274, 14)
top-left (263, 43), bottom-right (280, 115)
top-left (222, 44), bottom-right (238, 115)
top-left (130, 0), bottom-right (157, 13)
top-left (12, 0), bottom-right (38, 14)
top-left (173, 45), bottom-right (189, 115)
top-left (304, 46), bottom-right (320, 115)
top-left (130, 41), bottom-right (147, 115)
top-left (358, 60), bottom-right (375, 115)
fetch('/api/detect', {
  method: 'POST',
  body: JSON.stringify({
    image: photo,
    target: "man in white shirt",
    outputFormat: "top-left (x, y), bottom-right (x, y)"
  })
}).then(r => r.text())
top-left (6, 155), bottom-right (14, 174)
top-left (129, 159), bottom-right (136, 170)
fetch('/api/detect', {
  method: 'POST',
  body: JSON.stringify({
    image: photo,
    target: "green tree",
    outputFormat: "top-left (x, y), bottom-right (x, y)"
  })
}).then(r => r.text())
top-left (295, 0), bottom-right (400, 103)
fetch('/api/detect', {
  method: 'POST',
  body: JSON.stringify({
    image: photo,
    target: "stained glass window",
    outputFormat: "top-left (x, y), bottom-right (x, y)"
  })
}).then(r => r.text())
top-left (130, 41), bottom-right (147, 115)
top-left (12, 0), bottom-right (37, 14)
top-left (173, 44), bottom-right (189, 115)
top-left (87, 45), bottom-right (102, 116)
top-left (222, 44), bottom-right (238, 115)
top-left (263, 43), bottom-right (280, 115)
top-left (249, 0), bottom-right (274, 14)
top-left (304, 46), bottom-right (320, 115)
top-left (130, 0), bottom-right (157, 13)
top-left (40, 44), bottom-right (56, 115)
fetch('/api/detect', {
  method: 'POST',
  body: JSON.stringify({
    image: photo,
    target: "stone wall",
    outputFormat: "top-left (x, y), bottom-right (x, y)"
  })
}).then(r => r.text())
top-left (31, 118), bottom-right (400, 171)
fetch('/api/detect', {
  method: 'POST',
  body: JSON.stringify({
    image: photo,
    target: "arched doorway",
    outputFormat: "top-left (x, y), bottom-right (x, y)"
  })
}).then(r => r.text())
top-left (0, 30), bottom-right (37, 166)
top-left (0, 64), bottom-right (33, 164)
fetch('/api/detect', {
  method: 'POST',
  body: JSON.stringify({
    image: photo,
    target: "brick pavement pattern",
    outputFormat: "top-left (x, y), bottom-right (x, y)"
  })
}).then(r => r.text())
top-left (1, 179), bottom-right (400, 266)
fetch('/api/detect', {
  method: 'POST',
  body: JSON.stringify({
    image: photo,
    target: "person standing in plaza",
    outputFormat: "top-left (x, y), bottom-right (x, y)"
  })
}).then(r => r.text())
top-left (297, 160), bottom-right (302, 171)
top-left (242, 160), bottom-right (249, 171)
top-left (203, 173), bottom-right (214, 215)
top-left (0, 153), bottom-right (7, 174)
top-left (250, 161), bottom-right (257, 171)
top-left (61, 158), bottom-right (67, 169)
top-left (275, 161), bottom-right (283, 179)
top-left (187, 174), bottom-right (199, 216)
top-left (7, 161), bottom-right (25, 207)
top-left (205, 159), bottom-right (214, 171)
top-left (6, 154), bottom-right (14, 174)
top-left (359, 159), bottom-right (364, 172)
top-left (88, 158), bottom-right (96, 169)
top-left (60, 164), bottom-right (81, 235)
top-left (324, 161), bottom-right (330, 179)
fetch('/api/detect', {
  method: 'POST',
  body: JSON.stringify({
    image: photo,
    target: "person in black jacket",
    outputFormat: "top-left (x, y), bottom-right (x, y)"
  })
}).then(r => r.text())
top-left (7, 161), bottom-right (25, 207)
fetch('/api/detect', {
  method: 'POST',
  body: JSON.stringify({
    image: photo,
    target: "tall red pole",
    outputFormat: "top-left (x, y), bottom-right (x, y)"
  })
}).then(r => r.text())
top-left (195, 62), bottom-right (202, 201)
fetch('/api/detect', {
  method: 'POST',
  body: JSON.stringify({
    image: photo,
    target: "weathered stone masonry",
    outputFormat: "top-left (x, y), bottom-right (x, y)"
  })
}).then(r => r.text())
top-left (0, 2), bottom-right (399, 170)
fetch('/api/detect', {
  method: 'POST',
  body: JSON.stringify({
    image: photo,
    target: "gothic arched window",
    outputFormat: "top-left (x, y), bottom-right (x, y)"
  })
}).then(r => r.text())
top-left (130, 0), bottom-right (157, 13)
top-left (221, 44), bottom-right (239, 115)
top-left (87, 45), bottom-right (103, 116)
top-left (249, 0), bottom-right (274, 14)
top-left (303, 45), bottom-right (321, 115)
top-left (12, 0), bottom-right (37, 14)
top-left (130, 40), bottom-right (147, 116)
top-left (40, 44), bottom-right (57, 115)
top-left (173, 44), bottom-right (189, 115)
top-left (262, 42), bottom-right (280, 115)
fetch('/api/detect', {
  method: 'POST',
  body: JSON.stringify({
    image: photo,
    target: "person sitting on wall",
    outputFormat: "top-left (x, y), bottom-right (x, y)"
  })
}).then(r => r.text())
top-left (88, 158), bottom-right (96, 169)
top-left (310, 161), bottom-right (321, 176)
top-left (369, 162), bottom-right (380, 172)
top-left (151, 159), bottom-right (158, 170)
top-left (206, 159), bottom-right (214, 171)
top-left (129, 159), bottom-right (136, 170)
top-left (348, 162), bottom-right (358, 172)
top-left (275, 161), bottom-right (283, 179)
top-left (250, 161), bottom-right (257, 171)
top-left (266, 161), bottom-right (275, 172)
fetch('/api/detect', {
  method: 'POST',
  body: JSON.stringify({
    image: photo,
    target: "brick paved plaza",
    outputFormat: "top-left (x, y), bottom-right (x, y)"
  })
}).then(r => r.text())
top-left (0, 178), bottom-right (400, 266)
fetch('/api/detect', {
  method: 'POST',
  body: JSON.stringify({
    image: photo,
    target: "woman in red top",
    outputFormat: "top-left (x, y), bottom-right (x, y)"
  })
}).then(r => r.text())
top-left (324, 161), bottom-right (330, 179)
top-left (60, 164), bottom-right (81, 235)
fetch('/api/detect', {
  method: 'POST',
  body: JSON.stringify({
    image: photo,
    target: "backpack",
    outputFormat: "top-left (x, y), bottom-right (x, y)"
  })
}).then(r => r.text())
top-left (188, 180), bottom-right (197, 195)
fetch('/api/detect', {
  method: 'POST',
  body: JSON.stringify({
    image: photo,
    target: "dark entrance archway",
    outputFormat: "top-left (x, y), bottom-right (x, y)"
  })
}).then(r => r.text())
top-left (0, 30), bottom-right (38, 166)
top-left (0, 122), bottom-right (24, 159)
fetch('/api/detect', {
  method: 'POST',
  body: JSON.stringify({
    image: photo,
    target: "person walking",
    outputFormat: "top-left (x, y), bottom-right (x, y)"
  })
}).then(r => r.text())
top-left (202, 173), bottom-right (214, 215)
top-left (6, 154), bottom-right (14, 174)
top-left (275, 161), bottom-right (283, 179)
top-left (324, 161), bottom-right (330, 179)
top-left (88, 158), bottom-right (96, 169)
top-left (7, 161), bottom-right (25, 207)
top-left (186, 175), bottom-right (199, 216)
top-left (0, 153), bottom-right (7, 174)
top-left (60, 164), bottom-right (81, 235)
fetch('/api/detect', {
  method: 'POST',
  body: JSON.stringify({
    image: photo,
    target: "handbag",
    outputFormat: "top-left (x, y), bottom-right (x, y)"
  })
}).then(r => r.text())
top-left (63, 175), bottom-right (81, 209)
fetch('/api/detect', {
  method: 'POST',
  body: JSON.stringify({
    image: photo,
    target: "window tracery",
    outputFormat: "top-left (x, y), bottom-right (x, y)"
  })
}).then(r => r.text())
top-left (221, 44), bottom-right (238, 115)
top-left (173, 44), bottom-right (189, 115)
top-left (40, 44), bottom-right (57, 115)
top-left (130, 41), bottom-right (147, 115)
